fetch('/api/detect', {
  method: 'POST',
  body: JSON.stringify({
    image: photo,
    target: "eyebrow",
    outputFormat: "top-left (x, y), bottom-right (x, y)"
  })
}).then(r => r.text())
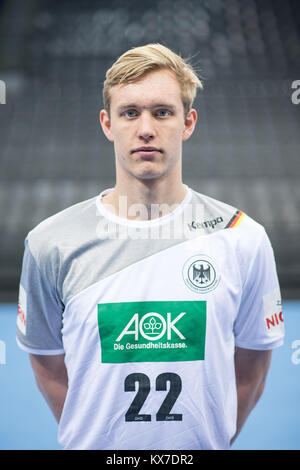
top-left (116, 103), bottom-right (177, 113)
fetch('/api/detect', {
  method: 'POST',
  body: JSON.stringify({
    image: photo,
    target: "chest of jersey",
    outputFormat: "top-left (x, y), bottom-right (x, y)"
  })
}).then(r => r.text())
top-left (61, 231), bottom-right (241, 369)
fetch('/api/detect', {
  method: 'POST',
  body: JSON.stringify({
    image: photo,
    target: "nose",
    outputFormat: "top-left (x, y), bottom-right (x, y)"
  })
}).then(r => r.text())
top-left (137, 111), bottom-right (156, 142)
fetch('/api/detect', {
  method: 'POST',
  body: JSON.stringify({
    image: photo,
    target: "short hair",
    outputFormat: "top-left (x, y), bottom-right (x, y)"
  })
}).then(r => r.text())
top-left (103, 43), bottom-right (203, 118)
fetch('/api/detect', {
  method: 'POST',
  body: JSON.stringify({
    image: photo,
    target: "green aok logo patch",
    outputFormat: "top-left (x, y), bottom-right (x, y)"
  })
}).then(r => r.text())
top-left (97, 301), bottom-right (206, 363)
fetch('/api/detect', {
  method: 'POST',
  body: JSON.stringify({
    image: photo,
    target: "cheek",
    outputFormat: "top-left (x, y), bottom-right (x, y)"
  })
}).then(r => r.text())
top-left (111, 128), bottom-right (127, 147)
top-left (113, 135), bottom-right (132, 162)
top-left (167, 128), bottom-right (185, 147)
top-left (111, 123), bottom-right (133, 144)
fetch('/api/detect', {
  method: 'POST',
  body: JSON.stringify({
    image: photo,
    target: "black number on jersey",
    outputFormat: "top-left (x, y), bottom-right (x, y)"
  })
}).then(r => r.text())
top-left (124, 373), bottom-right (151, 422)
top-left (124, 372), bottom-right (182, 422)
top-left (155, 372), bottom-right (182, 421)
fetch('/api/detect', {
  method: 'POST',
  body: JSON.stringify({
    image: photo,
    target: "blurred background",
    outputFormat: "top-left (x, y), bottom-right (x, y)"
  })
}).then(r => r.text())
top-left (0, 0), bottom-right (299, 450)
top-left (0, 0), bottom-right (300, 299)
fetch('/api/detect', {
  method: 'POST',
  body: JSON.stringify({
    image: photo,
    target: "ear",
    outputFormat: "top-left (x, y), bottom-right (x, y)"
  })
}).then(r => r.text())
top-left (182, 109), bottom-right (197, 142)
top-left (100, 109), bottom-right (114, 142)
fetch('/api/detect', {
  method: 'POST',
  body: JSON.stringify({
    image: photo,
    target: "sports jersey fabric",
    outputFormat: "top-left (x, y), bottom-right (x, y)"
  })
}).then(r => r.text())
top-left (16, 186), bottom-right (284, 450)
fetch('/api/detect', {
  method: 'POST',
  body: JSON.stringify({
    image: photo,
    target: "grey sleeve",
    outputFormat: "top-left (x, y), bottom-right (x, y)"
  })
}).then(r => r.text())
top-left (16, 236), bottom-right (65, 354)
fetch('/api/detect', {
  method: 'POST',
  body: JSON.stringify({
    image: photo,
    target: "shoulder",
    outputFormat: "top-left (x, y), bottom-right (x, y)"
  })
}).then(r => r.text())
top-left (26, 195), bottom-right (99, 265)
top-left (189, 188), bottom-right (266, 241)
top-left (190, 190), bottom-right (276, 286)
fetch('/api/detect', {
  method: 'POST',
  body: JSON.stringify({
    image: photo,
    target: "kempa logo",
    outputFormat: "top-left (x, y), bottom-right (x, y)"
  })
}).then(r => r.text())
top-left (116, 311), bottom-right (186, 342)
top-left (187, 216), bottom-right (223, 231)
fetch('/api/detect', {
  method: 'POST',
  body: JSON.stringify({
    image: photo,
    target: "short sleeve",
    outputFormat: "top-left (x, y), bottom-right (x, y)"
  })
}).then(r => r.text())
top-left (234, 228), bottom-right (284, 350)
top-left (16, 236), bottom-right (65, 355)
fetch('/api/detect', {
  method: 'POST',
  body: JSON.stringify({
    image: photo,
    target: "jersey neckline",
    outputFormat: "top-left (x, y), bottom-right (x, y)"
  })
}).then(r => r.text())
top-left (95, 185), bottom-right (193, 228)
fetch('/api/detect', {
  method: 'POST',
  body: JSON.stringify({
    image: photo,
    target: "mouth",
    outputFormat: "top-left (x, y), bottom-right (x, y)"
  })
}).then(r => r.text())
top-left (131, 147), bottom-right (163, 156)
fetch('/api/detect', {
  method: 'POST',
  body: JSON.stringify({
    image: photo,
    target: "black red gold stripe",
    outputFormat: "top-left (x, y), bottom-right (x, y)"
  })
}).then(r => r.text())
top-left (225, 210), bottom-right (245, 229)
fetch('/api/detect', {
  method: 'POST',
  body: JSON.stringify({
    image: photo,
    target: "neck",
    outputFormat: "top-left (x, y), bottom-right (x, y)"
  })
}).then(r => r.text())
top-left (102, 175), bottom-right (187, 221)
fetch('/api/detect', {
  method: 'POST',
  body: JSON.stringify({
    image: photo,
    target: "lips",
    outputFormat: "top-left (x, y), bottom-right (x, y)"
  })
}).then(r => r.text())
top-left (131, 146), bottom-right (162, 154)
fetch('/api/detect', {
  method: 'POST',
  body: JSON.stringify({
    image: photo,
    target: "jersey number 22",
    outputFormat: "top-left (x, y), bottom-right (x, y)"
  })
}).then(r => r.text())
top-left (124, 372), bottom-right (182, 422)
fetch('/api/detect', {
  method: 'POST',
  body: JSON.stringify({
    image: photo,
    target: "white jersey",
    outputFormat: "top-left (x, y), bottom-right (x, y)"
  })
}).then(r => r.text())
top-left (16, 186), bottom-right (284, 450)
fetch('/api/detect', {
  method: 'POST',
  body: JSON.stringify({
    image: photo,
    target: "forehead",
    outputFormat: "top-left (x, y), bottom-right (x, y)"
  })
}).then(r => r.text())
top-left (109, 69), bottom-right (183, 109)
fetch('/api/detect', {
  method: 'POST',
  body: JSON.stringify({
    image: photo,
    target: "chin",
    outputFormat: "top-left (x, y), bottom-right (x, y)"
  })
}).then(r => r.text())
top-left (131, 164), bottom-right (165, 181)
top-left (134, 168), bottom-right (168, 181)
top-left (137, 172), bottom-right (162, 180)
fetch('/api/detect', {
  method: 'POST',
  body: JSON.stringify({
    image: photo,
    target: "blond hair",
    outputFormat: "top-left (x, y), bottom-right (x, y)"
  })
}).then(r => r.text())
top-left (103, 43), bottom-right (203, 117)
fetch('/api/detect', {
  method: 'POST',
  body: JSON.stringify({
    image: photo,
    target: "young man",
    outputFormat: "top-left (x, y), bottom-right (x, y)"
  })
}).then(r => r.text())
top-left (16, 44), bottom-right (284, 450)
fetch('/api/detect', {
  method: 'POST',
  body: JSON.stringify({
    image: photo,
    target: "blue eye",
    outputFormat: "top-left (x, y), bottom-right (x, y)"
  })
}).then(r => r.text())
top-left (156, 109), bottom-right (171, 117)
top-left (123, 110), bottom-right (138, 118)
